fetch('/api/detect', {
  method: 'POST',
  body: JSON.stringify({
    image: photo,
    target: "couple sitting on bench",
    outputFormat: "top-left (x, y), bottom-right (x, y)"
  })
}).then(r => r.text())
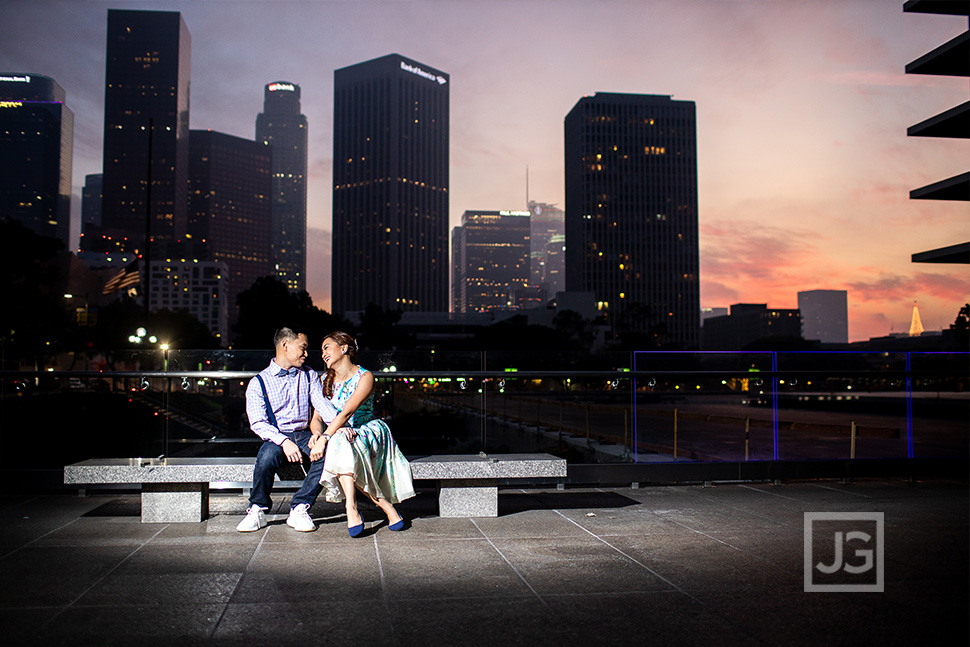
top-left (236, 327), bottom-right (414, 537)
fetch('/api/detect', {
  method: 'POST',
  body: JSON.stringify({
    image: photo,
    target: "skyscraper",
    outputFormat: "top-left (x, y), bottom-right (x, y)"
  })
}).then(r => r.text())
top-left (451, 210), bottom-right (531, 313)
top-left (81, 173), bottom-right (103, 231)
top-left (798, 289), bottom-right (848, 344)
top-left (0, 73), bottom-right (73, 248)
top-left (188, 129), bottom-right (273, 317)
top-left (332, 54), bottom-right (449, 314)
top-left (98, 9), bottom-right (190, 254)
top-left (256, 81), bottom-right (308, 292)
top-left (564, 92), bottom-right (700, 348)
top-left (527, 200), bottom-right (565, 293)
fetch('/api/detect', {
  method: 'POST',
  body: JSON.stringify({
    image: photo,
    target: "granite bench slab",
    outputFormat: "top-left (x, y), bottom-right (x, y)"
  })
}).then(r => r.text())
top-left (410, 453), bottom-right (567, 517)
top-left (64, 457), bottom-right (301, 523)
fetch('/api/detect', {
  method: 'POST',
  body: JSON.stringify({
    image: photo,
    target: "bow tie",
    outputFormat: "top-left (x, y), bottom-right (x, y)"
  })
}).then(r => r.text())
top-left (277, 367), bottom-right (300, 377)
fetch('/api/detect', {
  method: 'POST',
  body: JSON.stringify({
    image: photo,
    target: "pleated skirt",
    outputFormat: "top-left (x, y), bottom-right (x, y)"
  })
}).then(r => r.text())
top-left (319, 419), bottom-right (415, 504)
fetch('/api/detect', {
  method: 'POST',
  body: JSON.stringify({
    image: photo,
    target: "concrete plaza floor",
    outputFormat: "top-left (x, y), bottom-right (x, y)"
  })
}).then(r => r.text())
top-left (1, 479), bottom-right (967, 647)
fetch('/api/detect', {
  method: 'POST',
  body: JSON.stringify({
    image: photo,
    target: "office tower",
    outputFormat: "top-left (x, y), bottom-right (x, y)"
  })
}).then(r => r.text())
top-left (527, 201), bottom-right (564, 289)
top-left (905, 1), bottom-right (969, 265)
top-left (701, 304), bottom-right (802, 350)
top-left (332, 54), bottom-right (449, 314)
top-left (149, 259), bottom-right (230, 341)
top-left (0, 73), bottom-right (73, 248)
top-left (543, 233), bottom-right (565, 295)
top-left (98, 9), bottom-right (190, 254)
top-left (81, 173), bottom-right (103, 230)
top-left (256, 81), bottom-right (308, 292)
top-left (451, 225), bottom-right (466, 313)
top-left (564, 92), bottom-right (700, 347)
top-left (188, 130), bottom-right (273, 316)
top-left (451, 210), bottom-right (531, 313)
top-left (798, 289), bottom-right (848, 344)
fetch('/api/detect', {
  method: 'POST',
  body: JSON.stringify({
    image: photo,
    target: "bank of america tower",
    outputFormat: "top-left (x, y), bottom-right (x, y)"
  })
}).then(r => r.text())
top-left (331, 54), bottom-right (449, 314)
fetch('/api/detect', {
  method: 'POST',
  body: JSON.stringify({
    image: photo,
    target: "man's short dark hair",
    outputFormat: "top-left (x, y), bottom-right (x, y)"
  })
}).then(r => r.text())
top-left (273, 327), bottom-right (303, 348)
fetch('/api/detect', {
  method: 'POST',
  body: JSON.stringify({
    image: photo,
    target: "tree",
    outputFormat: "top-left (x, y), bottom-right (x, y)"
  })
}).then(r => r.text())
top-left (0, 220), bottom-right (71, 366)
top-left (552, 309), bottom-right (596, 347)
top-left (357, 303), bottom-right (411, 350)
top-left (949, 303), bottom-right (969, 347)
top-left (232, 276), bottom-right (349, 348)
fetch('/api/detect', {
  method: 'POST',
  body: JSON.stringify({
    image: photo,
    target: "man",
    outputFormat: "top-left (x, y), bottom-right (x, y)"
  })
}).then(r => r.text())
top-left (237, 327), bottom-right (338, 532)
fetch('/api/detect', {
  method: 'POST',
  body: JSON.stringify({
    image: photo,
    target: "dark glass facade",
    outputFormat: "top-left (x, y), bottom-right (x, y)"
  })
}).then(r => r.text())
top-left (528, 200), bottom-right (565, 292)
top-left (564, 93), bottom-right (699, 348)
top-left (188, 130), bottom-right (273, 316)
top-left (332, 54), bottom-right (449, 314)
top-left (99, 9), bottom-right (190, 253)
top-left (82, 173), bottom-right (103, 229)
top-left (256, 81), bottom-right (308, 293)
top-left (0, 74), bottom-right (73, 248)
top-left (451, 210), bottom-right (531, 313)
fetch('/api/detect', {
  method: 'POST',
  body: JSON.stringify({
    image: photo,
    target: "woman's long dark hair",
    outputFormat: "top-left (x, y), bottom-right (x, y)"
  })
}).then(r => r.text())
top-left (321, 331), bottom-right (358, 397)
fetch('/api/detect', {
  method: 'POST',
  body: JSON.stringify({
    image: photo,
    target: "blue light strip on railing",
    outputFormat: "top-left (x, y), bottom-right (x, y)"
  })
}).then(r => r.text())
top-left (906, 352), bottom-right (914, 459)
top-left (772, 352), bottom-right (780, 461)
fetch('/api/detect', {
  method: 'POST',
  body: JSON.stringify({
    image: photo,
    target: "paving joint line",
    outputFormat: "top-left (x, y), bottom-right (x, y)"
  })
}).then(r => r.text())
top-left (209, 524), bottom-right (268, 639)
top-left (41, 523), bottom-right (169, 630)
top-left (552, 509), bottom-right (704, 605)
top-left (372, 534), bottom-right (399, 646)
top-left (470, 518), bottom-right (549, 608)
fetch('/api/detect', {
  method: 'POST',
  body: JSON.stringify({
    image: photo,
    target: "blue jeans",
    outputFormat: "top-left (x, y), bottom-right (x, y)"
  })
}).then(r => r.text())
top-left (249, 430), bottom-right (325, 510)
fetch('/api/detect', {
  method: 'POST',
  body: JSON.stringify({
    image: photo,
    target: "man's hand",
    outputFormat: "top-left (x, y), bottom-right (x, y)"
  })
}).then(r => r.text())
top-left (281, 438), bottom-right (302, 463)
top-left (309, 435), bottom-right (327, 462)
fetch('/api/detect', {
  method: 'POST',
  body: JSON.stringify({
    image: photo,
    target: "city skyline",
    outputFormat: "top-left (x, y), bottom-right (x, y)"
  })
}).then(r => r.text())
top-left (2, 0), bottom-right (967, 341)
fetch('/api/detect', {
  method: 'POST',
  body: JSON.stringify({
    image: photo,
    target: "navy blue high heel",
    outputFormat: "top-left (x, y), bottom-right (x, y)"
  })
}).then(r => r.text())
top-left (348, 522), bottom-right (364, 538)
top-left (388, 519), bottom-right (405, 532)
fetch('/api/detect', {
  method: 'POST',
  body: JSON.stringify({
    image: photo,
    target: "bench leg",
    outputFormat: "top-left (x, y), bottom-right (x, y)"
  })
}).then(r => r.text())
top-left (141, 482), bottom-right (209, 523)
top-left (438, 479), bottom-right (498, 518)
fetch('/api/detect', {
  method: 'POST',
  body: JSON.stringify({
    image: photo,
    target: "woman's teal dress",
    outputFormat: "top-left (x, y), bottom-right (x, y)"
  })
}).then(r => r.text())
top-left (319, 366), bottom-right (415, 504)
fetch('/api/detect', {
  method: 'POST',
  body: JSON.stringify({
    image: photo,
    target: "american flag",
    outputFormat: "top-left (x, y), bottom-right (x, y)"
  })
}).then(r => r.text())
top-left (102, 260), bottom-right (141, 295)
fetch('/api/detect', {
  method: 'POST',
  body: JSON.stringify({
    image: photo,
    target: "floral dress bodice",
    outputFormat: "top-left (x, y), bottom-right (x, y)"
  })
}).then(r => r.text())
top-left (330, 366), bottom-right (376, 428)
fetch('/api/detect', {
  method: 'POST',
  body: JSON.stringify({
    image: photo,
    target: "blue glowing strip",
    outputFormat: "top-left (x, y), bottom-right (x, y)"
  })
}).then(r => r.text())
top-left (633, 351), bottom-right (638, 463)
top-left (906, 352), bottom-right (913, 458)
top-left (772, 351), bottom-right (780, 461)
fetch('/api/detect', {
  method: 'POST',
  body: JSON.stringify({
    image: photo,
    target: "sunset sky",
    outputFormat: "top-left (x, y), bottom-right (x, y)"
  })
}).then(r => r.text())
top-left (3, 0), bottom-right (967, 341)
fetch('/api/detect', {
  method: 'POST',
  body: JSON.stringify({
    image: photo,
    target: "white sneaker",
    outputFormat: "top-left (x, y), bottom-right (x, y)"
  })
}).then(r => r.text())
top-left (286, 503), bottom-right (316, 532)
top-left (236, 504), bottom-right (266, 532)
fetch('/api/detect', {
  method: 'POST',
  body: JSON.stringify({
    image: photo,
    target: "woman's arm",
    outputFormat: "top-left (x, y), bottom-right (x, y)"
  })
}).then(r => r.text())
top-left (322, 370), bottom-right (375, 439)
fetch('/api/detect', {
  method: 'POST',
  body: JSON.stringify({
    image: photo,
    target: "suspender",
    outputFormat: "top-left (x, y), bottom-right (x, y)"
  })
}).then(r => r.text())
top-left (254, 374), bottom-right (279, 429)
top-left (255, 369), bottom-right (312, 431)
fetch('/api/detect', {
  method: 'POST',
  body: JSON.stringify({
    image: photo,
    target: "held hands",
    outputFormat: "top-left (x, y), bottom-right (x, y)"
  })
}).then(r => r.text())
top-left (307, 427), bottom-right (357, 461)
top-left (308, 434), bottom-right (327, 462)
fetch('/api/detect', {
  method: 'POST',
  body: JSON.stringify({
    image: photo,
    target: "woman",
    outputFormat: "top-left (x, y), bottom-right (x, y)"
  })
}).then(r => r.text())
top-left (309, 331), bottom-right (415, 536)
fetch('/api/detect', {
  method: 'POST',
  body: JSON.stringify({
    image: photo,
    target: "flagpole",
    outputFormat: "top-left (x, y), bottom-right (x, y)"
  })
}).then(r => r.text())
top-left (144, 118), bottom-right (153, 320)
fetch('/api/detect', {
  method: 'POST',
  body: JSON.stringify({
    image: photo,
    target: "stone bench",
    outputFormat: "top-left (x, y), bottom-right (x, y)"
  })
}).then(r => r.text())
top-left (410, 453), bottom-right (567, 517)
top-left (64, 457), bottom-right (303, 523)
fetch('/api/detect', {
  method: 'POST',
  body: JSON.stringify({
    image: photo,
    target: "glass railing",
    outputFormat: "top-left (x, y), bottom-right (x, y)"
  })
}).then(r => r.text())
top-left (2, 350), bottom-right (966, 474)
